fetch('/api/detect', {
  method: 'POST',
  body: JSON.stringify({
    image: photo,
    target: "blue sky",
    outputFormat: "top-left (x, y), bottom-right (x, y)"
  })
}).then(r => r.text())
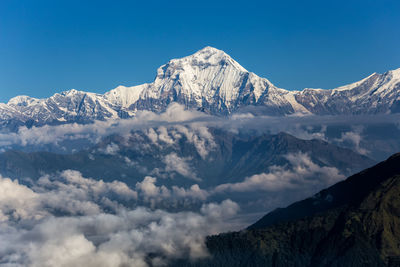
top-left (0, 0), bottom-right (399, 102)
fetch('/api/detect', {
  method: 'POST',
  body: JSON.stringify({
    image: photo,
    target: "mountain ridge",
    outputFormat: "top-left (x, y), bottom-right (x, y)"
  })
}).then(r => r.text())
top-left (1, 47), bottom-right (400, 129)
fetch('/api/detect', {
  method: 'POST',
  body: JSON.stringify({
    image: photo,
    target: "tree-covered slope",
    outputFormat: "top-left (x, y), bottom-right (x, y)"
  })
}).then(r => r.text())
top-left (178, 153), bottom-right (400, 267)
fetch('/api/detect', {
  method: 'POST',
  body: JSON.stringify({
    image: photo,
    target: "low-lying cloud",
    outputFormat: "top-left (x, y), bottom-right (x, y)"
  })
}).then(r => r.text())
top-left (0, 171), bottom-right (239, 267)
top-left (1, 203), bottom-right (239, 267)
top-left (1, 103), bottom-right (397, 157)
top-left (0, 103), bottom-right (213, 150)
top-left (0, 150), bottom-right (348, 266)
top-left (334, 126), bottom-right (369, 155)
top-left (162, 153), bottom-right (199, 181)
top-left (214, 153), bottom-right (345, 194)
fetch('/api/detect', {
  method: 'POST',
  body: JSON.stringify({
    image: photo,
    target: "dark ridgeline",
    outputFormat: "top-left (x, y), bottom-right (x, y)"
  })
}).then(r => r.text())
top-left (174, 153), bottom-right (400, 267)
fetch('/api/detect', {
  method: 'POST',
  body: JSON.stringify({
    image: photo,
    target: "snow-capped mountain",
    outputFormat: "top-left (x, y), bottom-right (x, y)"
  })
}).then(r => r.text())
top-left (106, 46), bottom-right (305, 115)
top-left (4, 90), bottom-right (123, 129)
top-left (1, 46), bottom-right (400, 129)
top-left (295, 69), bottom-right (400, 115)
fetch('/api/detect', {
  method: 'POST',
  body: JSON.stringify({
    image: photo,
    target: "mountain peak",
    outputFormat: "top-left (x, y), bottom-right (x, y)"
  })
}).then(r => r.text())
top-left (386, 67), bottom-right (400, 79)
top-left (60, 89), bottom-right (85, 96)
top-left (192, 46), bottom-right (227, 59)
top-left (196, 46), bottom-right (223, 54)
top-left (7, 95), bottom-right (41, 107)
top-left (164, 46), bottom-right (248, 73)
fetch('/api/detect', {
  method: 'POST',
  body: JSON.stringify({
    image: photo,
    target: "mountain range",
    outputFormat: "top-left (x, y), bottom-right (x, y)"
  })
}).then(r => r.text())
top-left (1, 46), bottom-right (399, 267)
top-left (0, 128), bottom-right (375, 219)
top-left (0, 130), bottom-right (374, 188)
top-left (1, 46), bottom-right (400, 129)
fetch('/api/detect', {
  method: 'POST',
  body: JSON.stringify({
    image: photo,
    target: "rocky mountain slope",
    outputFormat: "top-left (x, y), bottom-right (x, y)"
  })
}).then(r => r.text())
top-left (177, 153), bottom-right (400, 267)
top-left (1, 47), bottom-right (399, 129)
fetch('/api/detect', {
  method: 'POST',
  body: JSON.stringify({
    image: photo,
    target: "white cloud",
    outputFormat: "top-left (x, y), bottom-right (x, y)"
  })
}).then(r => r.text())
top-left (334, 127), bottom-right (369, 155)
top-left (214, 153), bottom-right (345, 193)
top-left (173, 124), bottom-right (216, 159)
top-left (0, 175), bottom-right (42, 221)
top-left (136, 176), bottom-right (170, 198)
top-left (145, 128), bottom-right (159, 144)
top-left (163, 152), bottom-right (199, 181)
top-left (135, 176), bottom-right (209, 204)
top-left (0, 103), bottom-right (211, 150)
top-left (157, 126), bottom-right (175, 145)
top-left (0, 104), bottom-right (399, 155)
top-left (200, 199), bottom-right (240, 221)
top-left (0, 172), bottom-right (240, 267)
top-left (172, 184), bottom-right (209, 201)
top-left (140, 124), bottom-right (216, 159)
top-left (99, 143), bottom-right (120, 155)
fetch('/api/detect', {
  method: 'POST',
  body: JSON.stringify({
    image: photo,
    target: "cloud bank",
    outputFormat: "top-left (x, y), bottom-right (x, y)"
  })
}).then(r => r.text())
top-left (1, 103), bottom-right (398, 156)
top-left (0, 171), bottom-right (239, 267)
top-left (214, 153), bottom-right (345, 194)
top-left (0, 103), bottom-right (397, 266)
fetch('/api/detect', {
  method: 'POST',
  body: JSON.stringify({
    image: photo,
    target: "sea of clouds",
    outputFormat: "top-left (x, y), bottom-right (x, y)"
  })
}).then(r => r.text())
top-left (1, 103), bottom-right (399, 266)
top-left (0, 103), bottom-right (399, 159)
top-left (0, 170), bottom-right (239, 267)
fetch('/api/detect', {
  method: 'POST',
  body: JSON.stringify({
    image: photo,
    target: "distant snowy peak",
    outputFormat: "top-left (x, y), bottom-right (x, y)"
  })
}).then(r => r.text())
top-left (309, 68), bottom-right (400, 93)
top-left (104, 84), bottom-right (147, 109)
top-left (379, 68), bottom-right (400, 93)
top-left (172, 46), bottom-right (249, 73)
top-left (7, 95), bottom-right (43, 107)
top-left (130, 46), bottom-right (279, 113)
top-left (0, 47), bottom-right (399, 129)
top-left (295, 67), bottom-right (400, 115)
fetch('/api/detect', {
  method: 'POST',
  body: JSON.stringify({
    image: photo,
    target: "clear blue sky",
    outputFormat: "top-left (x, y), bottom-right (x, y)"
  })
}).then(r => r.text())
top-left (1, 0), bottom-right (399, 102)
